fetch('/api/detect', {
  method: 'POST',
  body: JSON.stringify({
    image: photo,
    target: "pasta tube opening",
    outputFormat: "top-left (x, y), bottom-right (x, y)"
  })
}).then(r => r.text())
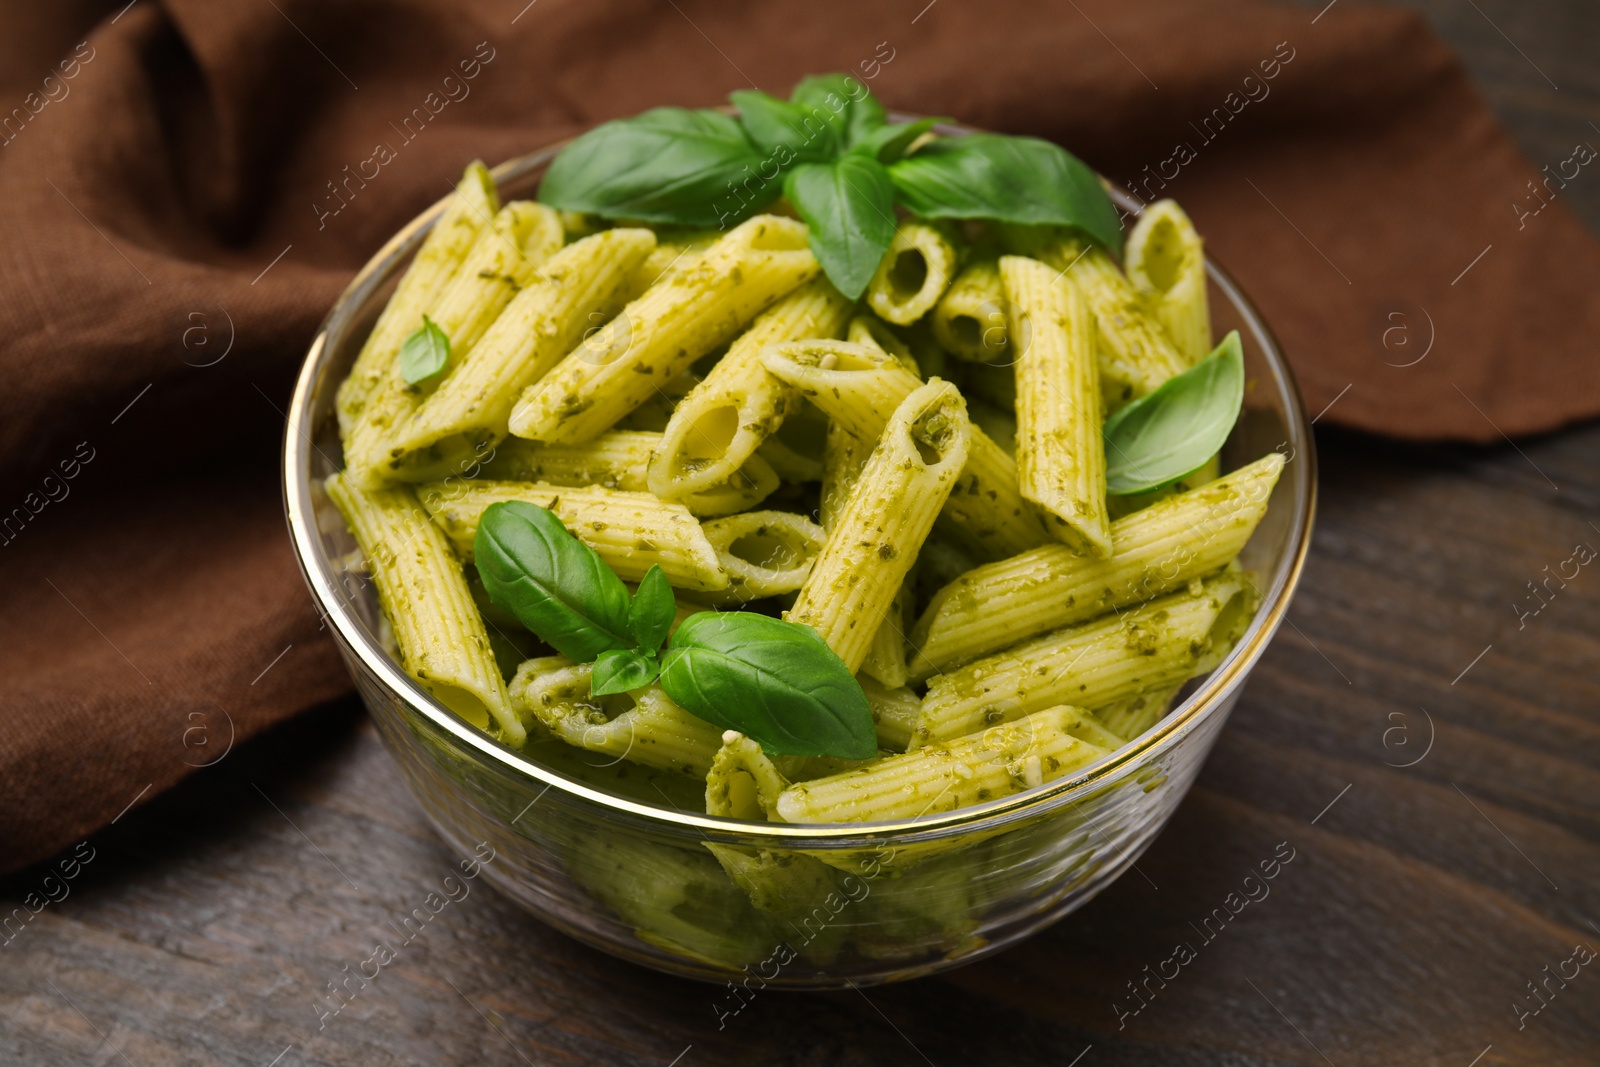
top-left (702, 510), bottom-right (827, 600)
top-left (866, 221), bottom-right (958, 326)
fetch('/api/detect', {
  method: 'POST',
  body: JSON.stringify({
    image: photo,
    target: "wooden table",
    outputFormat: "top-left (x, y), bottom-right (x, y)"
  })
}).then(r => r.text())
top-left (4, 2), bottom-right (1598, 1064)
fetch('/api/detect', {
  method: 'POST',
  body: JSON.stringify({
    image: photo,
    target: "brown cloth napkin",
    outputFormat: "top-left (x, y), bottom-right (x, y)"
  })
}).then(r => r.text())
top-left (3, 0), bottom-right (1597, 875)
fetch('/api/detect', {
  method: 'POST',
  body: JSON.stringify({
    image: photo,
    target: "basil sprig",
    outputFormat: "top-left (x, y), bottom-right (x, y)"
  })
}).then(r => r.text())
top-left (1104, 331), bottom-right (1246, 495)
top-left (399, 315), bottom-right (450, 385)
top-left (474, 502), bottom-right (875, 758)
top-left (536, 73), bottom-right (1121, 298)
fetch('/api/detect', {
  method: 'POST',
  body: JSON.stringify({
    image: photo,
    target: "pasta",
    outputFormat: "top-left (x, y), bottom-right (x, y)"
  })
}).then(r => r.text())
top-left (866, 221), bottom-right (959, 325)
top-left (847, 314), bottom-right (921, 374)
top-left (508, 214), bottom-right (820, 444)
top-left (787, 380), bottom-right (971, 674)
top-left (417, 479), bottom-right (728, 591)
top-left (647, 278), bottom-right (852, 501)
top-left (858, 580), bottom-right (913, 690)
top-left (760, 340), bottom-right (1049, 560)
top-left (1000, 225), bottom-right (1187, 409)
top-left (482, 432), bottom-right (779, 517)
top-left (908, 453), bottom-right (1284, 680)
top-left (911, 570), bottom-right (1252, 746)
top-left (337, 162), bottom-right (498, 439)
top-left (1125, 199), bottom-right (1211, 365)
top-left (325, 154), bottom-right (1275, 842)
top-left (701, 510), bottom-right (827, 601)
top-left (775, 706), bottom-right (1113, 824)
top-left (510, 658), bottom-right (722, 776)
top-left (325, 473), bottom-right (526, 745)
top-left (931, 256), bottom-right (1009, 363)
top-left (381, 228), bottom-right (657, 483)
top-left (345, 200), bottom-right (565, 488)
top-left (819, 422), bottom-right (910, 687)
top-left (1001, 254), bottom-right (1112, 557)
top-left (859, 676), bottom-right (922, 752)
top-left (1096, 680), bottom-right (1186, 741)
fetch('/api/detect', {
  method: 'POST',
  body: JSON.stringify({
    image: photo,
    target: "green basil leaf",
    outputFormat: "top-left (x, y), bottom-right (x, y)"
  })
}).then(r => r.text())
top-left (590, 648), bottom-right (661, 697)
top-left (537, 107), bottom-right (771, 227)
top-left (783, 156), bottom-right (896, 300)
top-left (889, 133), bottom-right (1124, 253)
top-left (1104, 331), bottom-right (1245, 494)
top-left (849, 117), bottom-right (947, 165)
top-left (729, 90), bottom-right (834, 164)
top-left (628, 564), bottom-right (677, 655)
top-left (789, 73), bottom-right (886, 151)
top-left (473, 501), bottom-right (633, 662)
top-left (399, 315), bottom-right (450, 385)
top-left (658, 612), bottom-right (876, 759)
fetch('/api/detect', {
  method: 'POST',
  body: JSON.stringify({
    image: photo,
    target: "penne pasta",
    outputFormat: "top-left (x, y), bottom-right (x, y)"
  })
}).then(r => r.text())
top-left (382, 228), bottom-right (657, 483)
top-left (847, 315), bottom-right (921, 373)
top-left (648, 277), bottom-right (852, 501)
top-left (324, 473), bottom-right (526, 745)
top-left (820, 422), bottom-right (910, 687)
top-left (775, 706), bottom-right (1112, 824)
top-left (866, 220), bottom-right (958, 325)
top-left (337, 161), bottom-right (499, 439)
top-left (344, 201), bottom-right (565, 488)
top-left (911, 570), bottom-right (1253, 747)
top-left (1002, 255), bottom-right (1112, 557)
top-left (701, 510), bottom-right (827, 601)
top-left (859, 675), bottom-right (921, 753)
top-left (702, 735), bottom-right (845, 955)
top-left (1096, 680), bottom-right (1187, 741)
top-left (1000, 225), bottom-right (1187, 409)
top-left (907, 453), bottom-right (1283, 679)
top-left (481, 432), bottom-right (778, 517)
top-left (931, 256), bottom-right (1009, 363)
top-left (510, 657), bottom-right (723, 776)
top-left (787, 380), bottom-right (970, 673)
top-left (417, 479), bottom-right (728, 591)
top-left (761, 339), bottom-right (1050, 560)
top-left (508, 214), bottom-right (820, 444)
top-left (1125, 199), bottom-right (1211, 365)
top-left (705, 731), bottom-right (791, 821)
top-left (819, 421), bottom-right (871, 531)
top-left (858, 579), bottom-right (912, 689)
top-left (630, 229), bottom-right (718, 297)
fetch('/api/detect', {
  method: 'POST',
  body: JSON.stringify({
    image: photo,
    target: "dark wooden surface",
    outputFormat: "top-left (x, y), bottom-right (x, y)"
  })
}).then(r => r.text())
top-left (5, 2), bottom-right (1600, 1064)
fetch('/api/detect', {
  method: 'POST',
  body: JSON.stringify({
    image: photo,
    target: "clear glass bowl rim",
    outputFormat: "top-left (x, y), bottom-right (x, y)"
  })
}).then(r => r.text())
top-left (281, 121), bottom-right (1318, 849)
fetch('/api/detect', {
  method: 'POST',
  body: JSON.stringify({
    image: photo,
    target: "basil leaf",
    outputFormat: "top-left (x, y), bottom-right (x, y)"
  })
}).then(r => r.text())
top-left (1104, 331), bottom-right (1245, 494)
top-left (399, 315), bottom-right (450, 385)
top-left (537, 107), bottom-right (771, 227)
top-left (658, 612), bottom-right (876, 759)
top-left (473, 501), bottom-right (633, 662)
top-left (590, 648), bottom-right (661, 697)
top-left (729, 90), bottom-right (834, 164)
top-left (889, 133), bottom-right (1124, 253)
top-left (783, 156), bottom-right (896, 300)
top-left (849, 117), bottom-right (946, 165)
top-left (789, 74), bottom-right (886, 151)
top-left (628, 565), bottom-right (677, 655)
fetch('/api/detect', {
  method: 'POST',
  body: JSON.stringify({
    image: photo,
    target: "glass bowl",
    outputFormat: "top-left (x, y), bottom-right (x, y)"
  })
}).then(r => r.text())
top-left (282, 129), bottom-right (1316, 988)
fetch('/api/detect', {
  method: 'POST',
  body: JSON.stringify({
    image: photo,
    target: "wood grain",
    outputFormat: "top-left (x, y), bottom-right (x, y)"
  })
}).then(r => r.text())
top-left (3, 2), bottom-right (1599, 1064)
